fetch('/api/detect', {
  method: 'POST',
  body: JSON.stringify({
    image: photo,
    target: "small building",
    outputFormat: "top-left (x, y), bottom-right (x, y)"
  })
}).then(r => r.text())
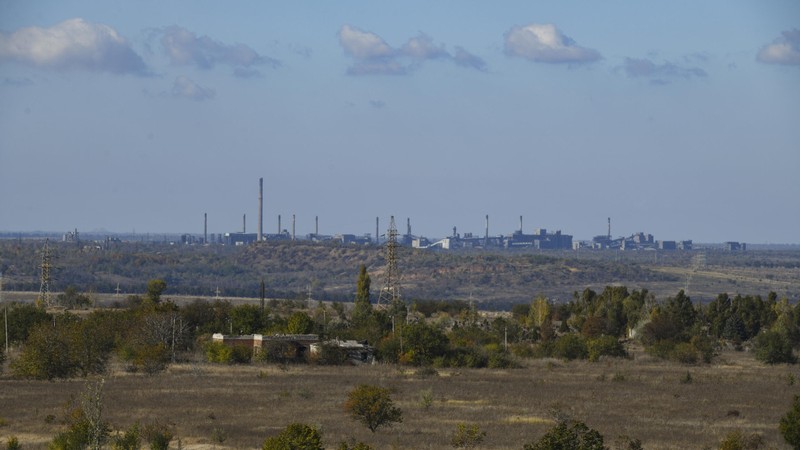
top-left (309, 339), bottom-right (374, 364)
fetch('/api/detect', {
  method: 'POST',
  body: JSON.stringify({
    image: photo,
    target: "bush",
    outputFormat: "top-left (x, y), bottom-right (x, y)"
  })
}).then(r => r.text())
top-left (112, 423), bottom-right (141, 450)
top-left (204, 341), bottom-right (232, 364)
top-left (230, 345), bottom-right (253, 364)
top-left (780, 395), bottom-right (800, 448)
top-left (670, 342), bottom-right (699, 365)
top-left (262, 423), bottom-right (323, 450)
top-left (587, 336), bottom-right (627, 362)
top-left (755, 331), bottom-right (796, 364)
top-left (553, 334), bottom-right (588, 361)
top-left (5, 436), bottom-right (21, 450)
top-left (718, 430), bottom-right (763, 450)
top-left (142, 421), bottom-right (174, 450)
top-left (523, 419), bottom-right (607, 450)
top-left (450, 423), bottom-right (486, 448)
top-left (344, 385), bottom-right (402, 433)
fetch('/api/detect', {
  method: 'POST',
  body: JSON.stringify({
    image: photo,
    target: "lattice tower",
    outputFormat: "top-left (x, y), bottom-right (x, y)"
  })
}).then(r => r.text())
top-left (377, 216), bottom-right (400, 307)
top-left (38, 239), bottom-right (52, 308)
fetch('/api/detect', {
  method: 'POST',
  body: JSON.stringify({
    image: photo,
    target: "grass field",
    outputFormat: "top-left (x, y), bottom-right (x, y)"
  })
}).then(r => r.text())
top-left (1, 347), bottom-right (797, 449)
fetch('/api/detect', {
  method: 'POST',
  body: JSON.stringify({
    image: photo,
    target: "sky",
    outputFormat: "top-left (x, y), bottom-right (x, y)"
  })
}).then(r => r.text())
top-left (0, 1), bottom-right (798, 244)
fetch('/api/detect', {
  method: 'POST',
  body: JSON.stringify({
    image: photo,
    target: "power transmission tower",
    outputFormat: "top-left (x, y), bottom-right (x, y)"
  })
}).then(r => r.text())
top-left (377, 216), bottom-right (401, 307)
top-left (37, 239), bottom-right (52, 309)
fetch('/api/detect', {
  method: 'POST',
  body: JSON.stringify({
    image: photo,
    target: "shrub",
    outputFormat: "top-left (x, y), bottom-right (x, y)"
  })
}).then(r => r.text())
top-left (336, 441), bottom-right (374, 450)
top-left (230, 345), bottom-right (253, 364)
top-left (142, 421), bottom-right (174, 450)
top-left (718, 430), bottom-right (764, 450)
top-left (204, 341), bottom-right (233, 364)
top-left (523, 419), bottom-right (607, 450)
top-left (450, 423), bottom-right (486, 448)
top-left (112, 423), bottom-right (141, 450)
top-left (344, 385), bottom-right (402, 433)
top-left (587, 336), bottom-right (627, 362)
top-left (553, 334), bottom-right (588, 361)
top-left (670, 342), bottom-right (699, 365)
top-left (262, 423), bottom-right (322, 450)
top-left (780, 395), bottom-right (800, 448)
top-left (755, 331), bottom-right (796, 364)
top-left (5, 437), bottom-right (21, 450)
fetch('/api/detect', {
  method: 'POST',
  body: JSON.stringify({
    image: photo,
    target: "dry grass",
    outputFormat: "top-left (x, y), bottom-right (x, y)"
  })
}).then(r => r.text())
top-left (0, 347), bottom-right (797, 449)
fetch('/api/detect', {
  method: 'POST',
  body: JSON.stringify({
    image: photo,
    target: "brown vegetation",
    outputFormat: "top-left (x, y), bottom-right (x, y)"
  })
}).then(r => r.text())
top-left (0, 347), bottom-right (796, 449)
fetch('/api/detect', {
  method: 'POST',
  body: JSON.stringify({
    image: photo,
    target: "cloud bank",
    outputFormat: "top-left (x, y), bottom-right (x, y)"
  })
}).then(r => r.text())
top-left (159, 26), bottom-right (279, 72)
top-left (504, 23), bottom-right (601, 64)
top-left (622, 57), bottom-right (707, 84)
top-left (338, 25), bottom-right (487, 75)
top-left (0, 18), bottom-right (148, 75)
top-left (757, 29), bottom-right (800, 65)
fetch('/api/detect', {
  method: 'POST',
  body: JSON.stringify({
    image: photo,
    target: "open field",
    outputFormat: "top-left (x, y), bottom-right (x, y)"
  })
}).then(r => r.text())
top-left (1, 347), bottom-right (797, 449)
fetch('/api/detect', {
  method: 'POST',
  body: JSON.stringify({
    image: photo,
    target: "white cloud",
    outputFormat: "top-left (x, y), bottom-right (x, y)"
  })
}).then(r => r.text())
top-left (338, 25), bottom-right (486, 76)
top-left (504, 23), bottom-right (601, 64)
top-left (160, 26), bottom-right (279, 70)
top-left (401, 34), bottom-right (449, 60)
top-left (338, 25), bottom-right (394, 60)
top-left (0, 18), bottom-right (148, 74)
top-left (171, 76), bottom-right (215, 101)
top-left (622, 57), bottom-right (706, 84)
top-left (757, 29), bottom-right (800, 65)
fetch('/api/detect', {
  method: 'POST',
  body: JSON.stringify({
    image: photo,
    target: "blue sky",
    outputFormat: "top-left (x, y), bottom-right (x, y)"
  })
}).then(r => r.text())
top-left (1, 1), bottom-right (798, 243)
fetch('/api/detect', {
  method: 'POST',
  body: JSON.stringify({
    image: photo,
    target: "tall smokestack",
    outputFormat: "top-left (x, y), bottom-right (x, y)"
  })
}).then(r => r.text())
top-left (520, 215), bottom-right (523, 233)
top-left (485, 215), bottom-right (489, 239)
top-left (607, 217), bottom-right (611, 240)
top-left (278, 215), bottom-right (281, 233)
top-left (292, 214), bottom-right (296, 241)
top-left (204, 213), bottom-right (207, 244)
top-left (258, 178), bottom-right (264, 242)
top-left (376, 217), bottom-right (379, 245)
top-left (243, 214), bottom-right (246, 233)
top-left (407, 218), bottom-right (411, 237)
top-left (315, 216), bottom-right (319, 236)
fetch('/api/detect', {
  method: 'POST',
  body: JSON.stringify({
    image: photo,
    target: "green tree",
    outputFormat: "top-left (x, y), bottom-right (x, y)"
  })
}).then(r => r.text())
top-left (12, 322), bottom-right (75, 380)
top-left (352, 265), bottom-right (372, 324)
top-left (344, 384), bottom-right (403, 433)
top-left (780, 395), bottom-right (800, 449)
top-left (754, 330), bottom-right (796, 364)
top-left (145, 279), bottom-right (167, 305)
top-left (524, 419), bottom-right (608, 450)
top-left (262, 423), bottom-right (323, 450)
top-left (286, 312), bottom-right (315, 335)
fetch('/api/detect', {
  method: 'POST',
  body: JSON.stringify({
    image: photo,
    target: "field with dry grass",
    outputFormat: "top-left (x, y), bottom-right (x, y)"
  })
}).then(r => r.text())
top-left (1, 347), bottom-right (797, 449)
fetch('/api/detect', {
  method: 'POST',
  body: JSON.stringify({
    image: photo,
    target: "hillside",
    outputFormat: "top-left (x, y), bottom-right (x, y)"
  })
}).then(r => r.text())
top-left (1, 240), bottom-right (798, 306)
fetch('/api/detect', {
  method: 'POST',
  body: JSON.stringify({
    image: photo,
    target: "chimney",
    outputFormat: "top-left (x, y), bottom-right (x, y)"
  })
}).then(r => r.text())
top-left (292, 214), bottom-right (296, 241)
top-left (407, 218), bottom-right (411, 237)
top-left (258, 178), bottom-right (264, 242)
top-left (243, 214), bottom-right (246, 233)
top-left (278, 214), bottom-right (282, 233)
top-left (485, 214), bottom-right (489, 239)
top-left (376, 217), bottom-right (379, 245)
top-left (607, 217), bottom-right (611, 240)
top-left (520, 215), bottom-right (523, 233)
top-left (204, 213), bottom-right (207, 244)
top-left (315, 216), bottom-right (319, 236)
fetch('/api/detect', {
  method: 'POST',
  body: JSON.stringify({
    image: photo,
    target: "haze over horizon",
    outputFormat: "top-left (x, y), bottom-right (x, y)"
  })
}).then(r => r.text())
top-left (1, 1), bottom-right (798, 244)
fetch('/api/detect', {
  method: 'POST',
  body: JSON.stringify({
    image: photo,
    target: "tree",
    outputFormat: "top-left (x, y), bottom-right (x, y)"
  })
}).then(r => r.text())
top-left (352, 265), bottom-right (372, 324)
top-left (524, 420), bottom-right (607, 450)
top-left (344, 384), bottom-right (402, 433)
top-left (145, 279), bottom-right (167, 305)
top-left (780, 395), bottom-right (800, 449)
top-left (262, 423), bottom-right (323, 450)
top-left (754, 330), bottom-right (796, 364)
top-left (286, 312), bottom-right (315, 335)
